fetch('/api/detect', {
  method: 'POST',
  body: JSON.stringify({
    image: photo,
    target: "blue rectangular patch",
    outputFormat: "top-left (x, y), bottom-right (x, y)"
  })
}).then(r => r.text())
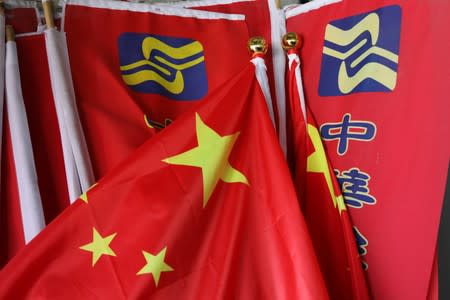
top-left (118, 33), bottom-right (208, 101)
top-left (318, 5), bottom-right (402, 96)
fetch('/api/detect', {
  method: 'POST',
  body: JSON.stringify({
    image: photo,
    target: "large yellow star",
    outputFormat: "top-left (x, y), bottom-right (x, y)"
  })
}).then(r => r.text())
top-left (137, 247), bottom-right (174, 287)
top-left (307, 124), bottom-right (346, 213)
top-left (162, 113), bottom-right (249, 207)
top-left (79, 227), bottom-right (117, 266)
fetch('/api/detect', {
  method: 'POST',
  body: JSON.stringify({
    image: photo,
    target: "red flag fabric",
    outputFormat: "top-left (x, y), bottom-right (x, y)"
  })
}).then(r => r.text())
top-left (62, 0), bottom-right (251, 179)
top-left (169, 0), bottom-right (288, 153)
top-left (426, 250), bottom-right (438, 300)
top-left (285, 53), bottom-right (307, 200)
top-left (286, 49), bottom-right (369, 300)
top-left (286, 0), bottom-right (450, 298)
top-left (4, 1), bottom-right (40, 34)
top-left (0, 62), bottom-right (328, 299)
top-left (0, 115), bottom-right (24, 267)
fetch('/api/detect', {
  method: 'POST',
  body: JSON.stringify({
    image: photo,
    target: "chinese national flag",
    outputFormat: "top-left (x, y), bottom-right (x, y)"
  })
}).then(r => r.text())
top-left (286, 50), bottom-right (369, 300)
top-left (0, 62), bottom-right (328, 299)
top-left (63, 0), bottom-right (251, 179)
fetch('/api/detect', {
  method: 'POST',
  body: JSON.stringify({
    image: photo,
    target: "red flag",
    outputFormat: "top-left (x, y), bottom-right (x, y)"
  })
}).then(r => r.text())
top-left (285, 45), bottom-right (369, 300)
top-left (5, 1), bottom-right (40, 34)
top-left (286, 0), bottom-right (450, 298)
top-left (62, 0), bottom-right (251, 179)
top-left (0, 115), bottom-right (24, 267)
top-left (0, 61), bottom-right (328, 299)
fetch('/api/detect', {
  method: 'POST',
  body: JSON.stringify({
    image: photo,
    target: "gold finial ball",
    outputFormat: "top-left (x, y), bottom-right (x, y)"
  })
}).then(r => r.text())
top-left (248, 36), bottom-right (268, 56)
top-left (282, 32), bottom-right (302, 51)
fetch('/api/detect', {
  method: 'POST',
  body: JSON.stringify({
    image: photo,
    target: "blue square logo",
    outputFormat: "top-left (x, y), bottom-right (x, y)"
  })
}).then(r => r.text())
top-left (318, 5), bottom-right (402, 96)
top-left (118, 33), bottom-right (208, 101)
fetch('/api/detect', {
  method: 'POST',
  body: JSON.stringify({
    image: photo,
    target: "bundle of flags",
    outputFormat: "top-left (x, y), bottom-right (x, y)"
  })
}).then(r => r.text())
top-left (0, 0), bottom-right (448, 299)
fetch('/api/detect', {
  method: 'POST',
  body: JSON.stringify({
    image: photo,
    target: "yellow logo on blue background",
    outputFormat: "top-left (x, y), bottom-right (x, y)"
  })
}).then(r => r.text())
top-left (319, 5), bottom-right (402, 96)
top-left (118, 33), bottom-right (207, 100)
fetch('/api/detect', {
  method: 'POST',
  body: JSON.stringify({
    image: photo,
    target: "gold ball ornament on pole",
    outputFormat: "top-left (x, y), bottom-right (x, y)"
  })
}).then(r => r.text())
top-left (281, 32), bottom-right (303, 51)
top-left (247, 36), bottom-right (268, 57)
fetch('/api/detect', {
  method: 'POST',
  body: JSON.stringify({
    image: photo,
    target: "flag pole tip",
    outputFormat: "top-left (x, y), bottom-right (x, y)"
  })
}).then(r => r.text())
top-left (248, 36), bottom-right (268, 57)
top-left (282, 32), bottom-right (302, 51)
top-left (6, 25), bottom-right (15, 42)
top-left (43, 0), bottom-right (56, 29)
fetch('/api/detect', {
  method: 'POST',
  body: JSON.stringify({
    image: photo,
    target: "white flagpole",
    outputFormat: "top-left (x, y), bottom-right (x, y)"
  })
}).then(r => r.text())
top-left (5, 25), bottom-right (45, 243)
top-left (43, 0), bottom-right (95, 200)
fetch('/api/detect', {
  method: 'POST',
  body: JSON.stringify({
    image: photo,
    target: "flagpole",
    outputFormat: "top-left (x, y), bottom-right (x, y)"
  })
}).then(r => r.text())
top-left (42, 0), bottom-right (55, 29)
top-left (5, 21), bottom-right (11, 44)
top-left (275, 0), bottom-right (281, 9)
top-left (5, 25), bottom-right (46, 243)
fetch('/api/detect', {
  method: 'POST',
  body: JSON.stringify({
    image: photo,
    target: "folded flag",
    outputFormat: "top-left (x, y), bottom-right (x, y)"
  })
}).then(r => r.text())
top-left (0, 56), bottom-right (328, 300)
top-left (283, 33), bottom-right (369, 300)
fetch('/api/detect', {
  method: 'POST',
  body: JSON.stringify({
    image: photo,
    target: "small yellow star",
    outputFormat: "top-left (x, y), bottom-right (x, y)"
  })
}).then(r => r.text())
top-left (307, 124), bottom-right (346, 213)
top-left (162, 113), bottom-right (248, 207)
top-left (79, 183), bottom-right (98, 203)
top-left (79, 227), bottom-right (117, 266)
top-left (137, 247), bottom-right (174, 287)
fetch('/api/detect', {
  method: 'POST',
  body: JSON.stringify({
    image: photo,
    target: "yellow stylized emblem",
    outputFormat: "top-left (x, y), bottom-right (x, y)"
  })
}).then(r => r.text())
top-left (120, 37), bottom-right (205, 95)
top-left (323, 12), bottom-right (399, 93)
